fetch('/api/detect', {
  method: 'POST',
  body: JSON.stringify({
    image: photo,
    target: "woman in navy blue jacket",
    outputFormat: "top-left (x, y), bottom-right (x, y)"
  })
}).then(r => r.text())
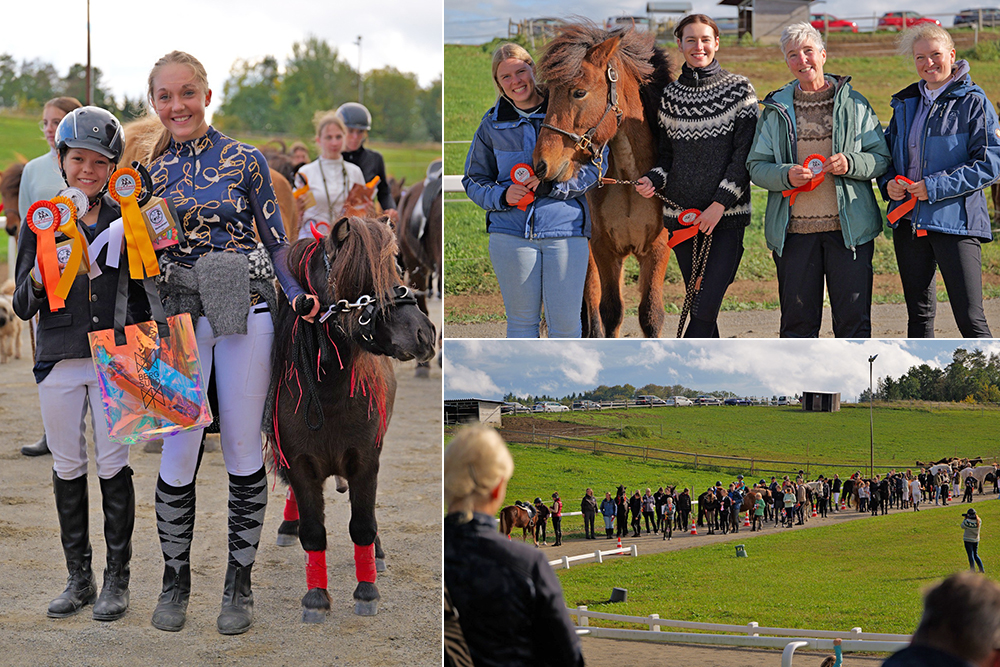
top-left (879, 25), bottom-right (1000, 337)
top-left (462, 43), bottom-right (606, 338)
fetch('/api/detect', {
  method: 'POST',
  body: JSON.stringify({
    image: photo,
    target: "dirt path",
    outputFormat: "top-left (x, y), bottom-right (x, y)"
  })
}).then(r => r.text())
top-left (0, 299), bottom-right (443, 666)
top-left (444, 295), bottom-right (1000, 338)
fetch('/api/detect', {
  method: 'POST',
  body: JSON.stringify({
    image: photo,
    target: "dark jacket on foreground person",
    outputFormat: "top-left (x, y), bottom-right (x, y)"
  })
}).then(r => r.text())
top-left (882, 644), bottom-right (978, 667)
top-left (444, 512), bottom-right (583, 667)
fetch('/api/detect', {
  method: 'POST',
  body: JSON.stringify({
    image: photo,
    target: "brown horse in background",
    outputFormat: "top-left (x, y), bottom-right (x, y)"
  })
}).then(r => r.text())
top-left (534, 23), bottom-right (673, 337)
top-left (1, 161), bottom-right (25, 237)
top-left (498, 505), bottom-right (537, 546)
top-left (396, 161), bottom-right (442, 315)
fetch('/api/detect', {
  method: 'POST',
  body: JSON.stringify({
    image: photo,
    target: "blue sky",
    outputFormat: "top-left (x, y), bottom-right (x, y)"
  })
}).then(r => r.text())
top-left (445, 0), bottom-right (965, 42)
top-left (444, 339), bottom-right (1000, 402)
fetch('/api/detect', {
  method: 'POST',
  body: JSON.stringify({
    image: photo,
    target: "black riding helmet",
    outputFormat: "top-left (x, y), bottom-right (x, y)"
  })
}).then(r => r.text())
top-left (336, 102), bottom-right (372, 131)
top-left (55, 106), bottom-right (125, 202)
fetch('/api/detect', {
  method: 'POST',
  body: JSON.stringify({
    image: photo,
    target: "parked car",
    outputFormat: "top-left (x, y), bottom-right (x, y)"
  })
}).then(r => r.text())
top-left (671, 396), bottom-right (695, 406)
top-left (637, 395), bottom-right (667, 406)
top-left (810, 13), bottom-right (859, 32)
top-left (502, 401), bottom-right (530, 415)
top-left (877, 11), bottom-right (940, 30)
top-left (955, 7), bottom-right (1000, 27)
top-left (713, 16), bottom-right (739, 35)
top-left (695, 395), bottom-right (723, 406)
top-left (605, 15), bottom-right (652, 32)
top-left (777, 396), bottom-right (800, 406)
top-left (724, 397), bottom-right (752, 406)
top-left (572, 400), bottom-right (601, 411)
top-left (534, 401), bottom-right (569, 413)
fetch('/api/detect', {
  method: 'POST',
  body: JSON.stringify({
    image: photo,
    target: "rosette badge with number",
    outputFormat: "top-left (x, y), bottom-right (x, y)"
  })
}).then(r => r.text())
top-left (49, 189), bottom-right (90, 298)
top-left (109, 167), bottom-right (160, 279)
top-left (510, 163), bottom-right (536, 211)
top-left (782, 154), bottom-right (827, 206)
top-left (25, 200), bottom-right (65, 310)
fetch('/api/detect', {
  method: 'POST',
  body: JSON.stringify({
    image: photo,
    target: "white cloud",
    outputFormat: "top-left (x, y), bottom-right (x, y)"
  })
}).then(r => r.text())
top-left (556, 342), bottom-right (604, 384)
top-left (443, 357), bottom-right (502, 398)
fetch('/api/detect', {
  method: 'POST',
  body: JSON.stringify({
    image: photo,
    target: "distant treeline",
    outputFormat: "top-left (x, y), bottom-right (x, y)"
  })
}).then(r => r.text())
top-left (504, 384), bottom-right (799, 406)
top-left (0, 36), bottom-right (441, 143)
top-left (861, 348), bottom-right (1000, 404)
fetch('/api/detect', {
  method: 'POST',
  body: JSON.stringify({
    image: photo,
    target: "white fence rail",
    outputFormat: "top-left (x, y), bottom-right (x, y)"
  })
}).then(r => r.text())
top-left (569, 606), bottom-right (909, 663)
top-left (548, 544), bottom-right (637, 569)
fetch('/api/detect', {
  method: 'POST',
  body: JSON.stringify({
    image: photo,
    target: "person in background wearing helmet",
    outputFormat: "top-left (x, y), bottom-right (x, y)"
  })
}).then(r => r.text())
top-left (532, 497), bottom-right (551, 544)
top-left (17, 96), bottom-right (82, 458)
top-left (337, 102), bottom-right (397, 216)
top-left (13, 106), bottom-right (148, 623)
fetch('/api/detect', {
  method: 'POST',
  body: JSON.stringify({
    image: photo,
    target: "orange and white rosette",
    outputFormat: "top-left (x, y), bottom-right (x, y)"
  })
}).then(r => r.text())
top-left (25, 200), bottom-right (64, 310)
top-left (668, 208), bottom-right (701, 249)
top-left (50, 194), bottom-right (87, 300)
top-left (109, 167), bottom-right (159, 279)
top-left (782, 154), bottom-right (827, 206)
top-left (886, 175), bottom-right (926, 236)
top-left (510, 163), bottom-right (536, 211)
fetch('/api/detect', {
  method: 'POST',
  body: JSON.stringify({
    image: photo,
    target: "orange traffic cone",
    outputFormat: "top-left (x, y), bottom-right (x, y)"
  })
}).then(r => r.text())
top-left (743, 512), bottom-right (751, 527)
top-left (616, 536), bottom-right (623, 549)
top-left (690, 518), bottom-right (698, 535)
top-left (811, 506), bottom-right (818, 517)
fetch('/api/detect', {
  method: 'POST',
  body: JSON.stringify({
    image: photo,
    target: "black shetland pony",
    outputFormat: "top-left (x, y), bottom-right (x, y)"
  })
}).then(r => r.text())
top-left (269, 216), bottom-right (436, 623)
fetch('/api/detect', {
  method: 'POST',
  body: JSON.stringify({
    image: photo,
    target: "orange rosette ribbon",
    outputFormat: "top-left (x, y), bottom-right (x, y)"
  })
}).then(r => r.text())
top-left (109, 167), bottom-right (159, 279)
top-left (887, 175), bottom-right (926, 236)
top-left (50, 195), bottom-right (88, 300)
top-left (668, 208), bottom-right (702, 249)
top-left (25, 200), bottom-right (64, 310)
top-left (782, 154), bottom-right (827, 206)
top-left (510, 163), bottom-right (535, 211)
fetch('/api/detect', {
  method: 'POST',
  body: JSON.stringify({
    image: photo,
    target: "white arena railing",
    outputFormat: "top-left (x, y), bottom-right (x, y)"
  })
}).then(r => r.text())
top-left (548, 543), bottom-right (637, 570)
top-left (568, 607), bottom-right (909, 665)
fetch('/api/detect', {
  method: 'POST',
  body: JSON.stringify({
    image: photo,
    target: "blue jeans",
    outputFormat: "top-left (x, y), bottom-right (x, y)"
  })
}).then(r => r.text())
top-left (965, 540), bottom-right (985, 572)
top-left (489, 233), bottom-right (589, 338)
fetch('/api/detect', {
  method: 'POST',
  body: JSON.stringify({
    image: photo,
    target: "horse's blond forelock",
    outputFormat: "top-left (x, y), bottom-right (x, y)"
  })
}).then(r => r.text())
top-left (539, 22), bottom-right (656, 88)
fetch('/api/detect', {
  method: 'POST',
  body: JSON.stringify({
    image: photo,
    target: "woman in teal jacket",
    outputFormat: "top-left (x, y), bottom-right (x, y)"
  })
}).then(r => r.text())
top-left (878, 25), bottom-right (1000, 338)
top-left (747, 23), bottom-right (889, 337)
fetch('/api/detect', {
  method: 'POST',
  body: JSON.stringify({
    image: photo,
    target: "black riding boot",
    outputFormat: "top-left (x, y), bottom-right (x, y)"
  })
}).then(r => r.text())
top-left (94, 467), bottom-right (134, 621)
top-left (152, 476), bottom-right (195, 632)
top-left (48, 472), bottom-right (97, 617)
top-left (217, 466), bottom-right (266, 635)
top-left (218, 563), bottom-right (255, 635)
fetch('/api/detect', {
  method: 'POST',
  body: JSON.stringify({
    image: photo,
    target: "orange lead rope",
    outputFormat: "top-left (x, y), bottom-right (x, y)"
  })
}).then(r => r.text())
top-left (25, 200), bottom-right (65, 311)
top-left (887, 175), bottom-right (926, 236)
top-left (782, 154), bottom-right (827, 207)
top-left (109, 167), bottom-right (160, 279)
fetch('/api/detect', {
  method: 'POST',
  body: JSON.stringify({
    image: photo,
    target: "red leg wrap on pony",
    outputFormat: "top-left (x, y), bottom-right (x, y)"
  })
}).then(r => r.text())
top-left (284, 488), bottom-right (299, 521)
top-left (355, 543), bottom-right (377, 583)
top-left (305, 550), bottom-right (327, 590)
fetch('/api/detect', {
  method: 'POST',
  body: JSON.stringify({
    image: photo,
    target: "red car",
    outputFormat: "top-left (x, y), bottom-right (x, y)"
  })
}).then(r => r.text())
top-left (810, 13), bottom-right (859, 32)
top-left (877, 11), bottom-right (941, 30)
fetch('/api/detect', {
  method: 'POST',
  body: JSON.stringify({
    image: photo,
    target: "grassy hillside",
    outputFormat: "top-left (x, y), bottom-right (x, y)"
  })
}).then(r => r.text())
top-left (557, 499), bottom-right (999, 634)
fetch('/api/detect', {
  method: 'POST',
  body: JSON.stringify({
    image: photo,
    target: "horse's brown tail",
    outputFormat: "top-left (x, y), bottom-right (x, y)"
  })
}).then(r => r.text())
top-left (498, 509), bottom-right (510, 536)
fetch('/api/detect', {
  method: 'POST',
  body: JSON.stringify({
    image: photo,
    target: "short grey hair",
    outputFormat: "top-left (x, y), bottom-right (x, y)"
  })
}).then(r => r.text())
top-left (912, 572), bottom-right (1000, 663)
top-left (780, 22), bottom-right (825, 55)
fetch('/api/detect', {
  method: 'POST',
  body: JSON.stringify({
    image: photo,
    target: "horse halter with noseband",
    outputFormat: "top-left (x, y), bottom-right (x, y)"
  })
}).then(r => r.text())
top-left (539, 64), bottom-right (622, 170)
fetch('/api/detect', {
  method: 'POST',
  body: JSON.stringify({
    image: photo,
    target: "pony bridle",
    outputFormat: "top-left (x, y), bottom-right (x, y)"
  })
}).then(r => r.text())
top-left (539, 64), bottom-right (622, 169)
top-left (317, 284), bottom-right (417, 344)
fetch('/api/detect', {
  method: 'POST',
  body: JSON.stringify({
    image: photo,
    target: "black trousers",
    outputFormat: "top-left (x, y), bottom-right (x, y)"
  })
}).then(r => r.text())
top-left (774, 232), bottom-right (873, 337)
top-left (582, 512), bottom-right (595, 538)
top-left (893, 222), bottom-right (991, 338)
top-left (673, 225), bottom-right (745, 338)
top-left (551, 515), bottom-right (562, 543)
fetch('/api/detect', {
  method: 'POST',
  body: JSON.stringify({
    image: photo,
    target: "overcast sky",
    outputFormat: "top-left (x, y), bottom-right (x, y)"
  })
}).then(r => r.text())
top-left (444, 339), bottom-right (1000, 402)
top-left (7, 0), bottom-right (442, 107)
top-left (445, 0), bottom-right (964, 42)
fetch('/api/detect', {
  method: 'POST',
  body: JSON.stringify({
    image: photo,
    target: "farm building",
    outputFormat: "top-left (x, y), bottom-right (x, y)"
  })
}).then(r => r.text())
top-left (444, 398), bottom-right (504, 426)
top-left (801, 391), bottom-right (840, 412)
top-left (718, 0), bottom-right (812, 43)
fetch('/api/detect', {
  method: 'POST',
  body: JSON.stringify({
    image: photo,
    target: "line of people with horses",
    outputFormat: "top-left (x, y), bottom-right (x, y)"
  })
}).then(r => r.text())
top-left (10, 50), bottom-right (436, 634)
top-left (498, 460), bottom-right (999, 547)
top-left (463, 18), bottom-right (1000, 339)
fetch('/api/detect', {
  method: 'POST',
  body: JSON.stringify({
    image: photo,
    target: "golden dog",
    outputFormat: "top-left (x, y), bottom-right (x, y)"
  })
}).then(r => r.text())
top-left (0, 279), bottom-right (22, 363)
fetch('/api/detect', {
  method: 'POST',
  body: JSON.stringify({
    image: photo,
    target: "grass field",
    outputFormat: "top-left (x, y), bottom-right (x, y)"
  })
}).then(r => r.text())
top-left (556, 499), bottom-right (999, 634)
top-left (443, 37), bottom-right (1000, 320)
top-left (0, 112), bottom-right (441, 265)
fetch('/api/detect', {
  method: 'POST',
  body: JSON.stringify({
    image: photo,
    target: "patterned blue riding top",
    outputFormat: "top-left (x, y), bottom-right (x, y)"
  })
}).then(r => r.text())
top-left (149, 126), bottom-right (304, 304)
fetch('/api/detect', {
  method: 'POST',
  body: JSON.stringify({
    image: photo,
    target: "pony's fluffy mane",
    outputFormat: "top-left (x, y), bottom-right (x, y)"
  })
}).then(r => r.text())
top-left (539, 21), bottom-right (658, 90)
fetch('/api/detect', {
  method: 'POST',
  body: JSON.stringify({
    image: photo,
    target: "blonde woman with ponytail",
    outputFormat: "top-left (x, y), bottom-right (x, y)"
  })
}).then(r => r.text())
top-left (444, 427), bottom-right (583, 666)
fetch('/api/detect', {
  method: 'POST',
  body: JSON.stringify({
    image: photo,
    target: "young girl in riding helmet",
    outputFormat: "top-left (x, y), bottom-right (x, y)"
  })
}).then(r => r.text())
top-left (14, 106), bottom-right (148, 622)
top-left (294, 111), bottom-right (365, 239)
top-left (337, 102), bottom-right (396, 215)
top-left (143, 50), bottom-right (317, 635)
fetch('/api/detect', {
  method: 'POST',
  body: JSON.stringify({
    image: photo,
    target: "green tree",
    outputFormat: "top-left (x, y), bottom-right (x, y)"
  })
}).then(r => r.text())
top-left (365, 66), bottom-right (424, 142)
top-left (419, 76), bottom-right (442, 142)
top-left (60, 64), bottom-right (112, 107)
top-left (215, 56), bottom-right (283, 134)
top-left (280, 36), bottom-right (358, 137)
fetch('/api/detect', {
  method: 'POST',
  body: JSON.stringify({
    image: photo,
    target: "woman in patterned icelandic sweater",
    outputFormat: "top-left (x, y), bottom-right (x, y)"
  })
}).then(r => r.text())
top-left (635, 14), bottom-right (758, 338)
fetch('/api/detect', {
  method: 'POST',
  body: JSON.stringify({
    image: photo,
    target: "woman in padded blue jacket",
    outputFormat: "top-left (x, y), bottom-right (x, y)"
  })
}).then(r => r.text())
top-left (878, 25), bottom-right (1000, 338)
top-left (462, 42), bottom-right (606, 338)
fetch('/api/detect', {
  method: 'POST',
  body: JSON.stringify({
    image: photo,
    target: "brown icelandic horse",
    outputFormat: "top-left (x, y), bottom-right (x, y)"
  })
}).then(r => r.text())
top-left (269, 216), bottom-right (436, 622)
top-left (534, 23), bottom-right (673, 337)
top-left (396, 160), bottom-right (442, 316)
top-left (498, 504), bottom-right (537, 546)
top-left (1, 161), bottom-right (25, 237)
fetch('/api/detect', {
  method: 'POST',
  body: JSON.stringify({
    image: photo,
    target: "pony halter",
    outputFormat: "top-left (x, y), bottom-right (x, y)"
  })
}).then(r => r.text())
top-left (539, 64), bottom-right (622, 168)
top-left (318, 284), bottom-right (418, 344)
